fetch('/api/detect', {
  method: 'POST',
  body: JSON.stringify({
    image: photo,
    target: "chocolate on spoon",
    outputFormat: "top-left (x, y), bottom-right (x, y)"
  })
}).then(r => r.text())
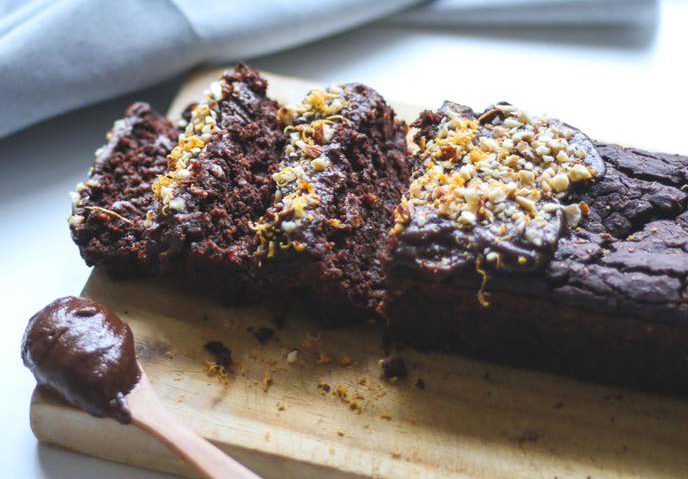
top-left (22, 296), bottom-right (140, 424)
top-left (22, 296), bottom-right (260, 479)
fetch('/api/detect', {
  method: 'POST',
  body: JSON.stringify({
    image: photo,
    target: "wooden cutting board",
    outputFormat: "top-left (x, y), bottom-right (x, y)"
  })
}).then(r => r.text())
top-left (30, 69), bottom-right (688, 479)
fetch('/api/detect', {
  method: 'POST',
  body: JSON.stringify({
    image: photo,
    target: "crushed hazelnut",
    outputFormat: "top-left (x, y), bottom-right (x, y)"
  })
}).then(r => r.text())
top-left (286, 348), bottom-right (299, 364)
top-left (252, 85), bottom-right (353, 256)
top-left (334, 384), bottom-right (348, 400)
top-left (153, 78), bottom-right (227, 212)
top-left (392, 101), bottom-right (602, 275)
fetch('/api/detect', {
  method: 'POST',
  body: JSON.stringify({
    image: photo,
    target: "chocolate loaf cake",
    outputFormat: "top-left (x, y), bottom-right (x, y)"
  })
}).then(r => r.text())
top-left (69, 102), bottom-right (178, 277)
top-left (384, 101), bottom-right (688, 394)
top-left (252, 83), bottom-right (410, 323)
top-left (150, 63), bottom-right (283, 301)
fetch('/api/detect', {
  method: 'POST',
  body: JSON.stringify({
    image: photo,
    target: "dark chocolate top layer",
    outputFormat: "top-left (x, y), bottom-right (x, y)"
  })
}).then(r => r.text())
top-left (390, 101), bottom-right (603, 280)
top-left (21, 296), bottom-right (140, 424)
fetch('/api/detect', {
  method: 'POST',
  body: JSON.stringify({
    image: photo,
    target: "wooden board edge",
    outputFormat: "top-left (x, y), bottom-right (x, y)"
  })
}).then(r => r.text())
top-left (30, 386), bottom-right (195, 477)
top-left (29, 385), bottom-right (376, 479)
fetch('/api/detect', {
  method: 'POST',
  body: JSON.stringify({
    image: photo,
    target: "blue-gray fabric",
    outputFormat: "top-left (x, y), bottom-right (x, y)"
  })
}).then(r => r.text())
top-left (0, 0), bottom-right (422, 138)
top-left (0, 0), bottom-right (656, 138)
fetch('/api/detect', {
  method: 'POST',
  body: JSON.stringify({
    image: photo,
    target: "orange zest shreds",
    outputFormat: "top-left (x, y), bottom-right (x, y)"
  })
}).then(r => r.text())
top-left (83, 206), bottom-right (133, 225)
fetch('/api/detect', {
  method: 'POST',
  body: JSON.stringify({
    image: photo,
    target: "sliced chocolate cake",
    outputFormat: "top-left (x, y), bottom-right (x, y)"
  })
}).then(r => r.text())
top-left (69, 102), bottom-right (177, 277)
top-left (150, 63), bottom-right (284, 301)
top-left (252, 83), bottom-right (410, 323)
top-left (383, 101), bottom-right (688, 394)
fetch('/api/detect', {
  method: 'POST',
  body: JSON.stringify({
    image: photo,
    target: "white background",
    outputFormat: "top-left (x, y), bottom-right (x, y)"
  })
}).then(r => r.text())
top-left (2, 1), bottom-right (687, 477)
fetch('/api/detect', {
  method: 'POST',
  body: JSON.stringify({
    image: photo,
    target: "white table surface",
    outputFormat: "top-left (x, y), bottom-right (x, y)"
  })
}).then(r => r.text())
top-left (3, 1), bottom-right (687, 477)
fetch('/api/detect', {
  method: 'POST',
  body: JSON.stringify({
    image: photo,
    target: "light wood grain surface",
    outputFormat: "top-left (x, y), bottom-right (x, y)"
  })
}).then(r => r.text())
top-left (30, 69), bottom-right (688, 479)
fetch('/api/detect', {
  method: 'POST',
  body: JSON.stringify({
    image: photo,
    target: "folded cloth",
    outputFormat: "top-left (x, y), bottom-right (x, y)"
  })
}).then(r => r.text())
top-left (389, 0), bottom-right (658, 27)
top-left (0, 0), bottom-right (658, 139)
top-left (0, 0), bottom-right (423, 138)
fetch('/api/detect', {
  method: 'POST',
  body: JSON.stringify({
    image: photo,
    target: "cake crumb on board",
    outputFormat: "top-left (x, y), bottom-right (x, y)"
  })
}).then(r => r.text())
top-left (337, 353), bottom-right (353, 366)
top-left (301, 332), bottom-right (321, 350)
top-left (379, 357), bottom-right (408, 380)
top-left (253, 326), bottom-right (275, 344)
top-left (318, 382), bottom-right (331, 395)
top-left (204, 360), bottom-right (229, 384)
top-left (316, 351), bottom-right (332, 364)
top-left (204, 340), bottom-right (232, 368)
top-left (262, 370), bottom-right (273, 392)
top-left (286, 348), bottom-right (299, 363)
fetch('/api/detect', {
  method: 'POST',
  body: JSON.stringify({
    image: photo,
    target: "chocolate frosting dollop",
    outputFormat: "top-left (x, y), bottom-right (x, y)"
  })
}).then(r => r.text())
top-left (21, 296), bottom-right (140, 424)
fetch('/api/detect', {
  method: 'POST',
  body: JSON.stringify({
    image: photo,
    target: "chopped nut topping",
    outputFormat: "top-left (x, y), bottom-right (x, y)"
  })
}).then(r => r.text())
top-left (286, 348), bottom-right (299, 364)
top-left (152, 78), bottom-right (226, 212)
top-left (563, 203), bottom-right (582, 228)
top-left (252, 85), bottom-right (352, 257)
top-left (393, 101), bottom-right (603, 271)
top-left (67, 214), bottom-right (84, 225)
top-left (334, 384), bottom-right (348, 400)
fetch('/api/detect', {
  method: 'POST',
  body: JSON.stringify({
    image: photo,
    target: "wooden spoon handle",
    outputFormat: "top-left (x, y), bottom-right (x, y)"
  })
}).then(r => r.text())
top-left (127, 372), bottom-right (261, 479)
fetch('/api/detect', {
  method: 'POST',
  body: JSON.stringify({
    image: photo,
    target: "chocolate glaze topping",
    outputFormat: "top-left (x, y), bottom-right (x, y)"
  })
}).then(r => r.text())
top-left (391, 101), bottom-right (604, 280)
top-left (21, 296), bottom-right (140, 424)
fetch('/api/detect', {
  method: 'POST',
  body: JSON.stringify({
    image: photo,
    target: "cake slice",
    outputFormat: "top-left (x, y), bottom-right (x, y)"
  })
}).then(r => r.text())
top-left (150, 63), bottom-right (284, 301)
top-left (69, 102), bottom-right (178, 277)
top-left (252, 83), bottom-right (410, 323)
top-left (384, 101), bottom-right (688, 395)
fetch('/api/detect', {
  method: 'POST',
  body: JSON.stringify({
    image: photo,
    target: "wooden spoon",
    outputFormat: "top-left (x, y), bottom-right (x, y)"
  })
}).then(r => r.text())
top-left (127, 366), bottom-right (261, 479)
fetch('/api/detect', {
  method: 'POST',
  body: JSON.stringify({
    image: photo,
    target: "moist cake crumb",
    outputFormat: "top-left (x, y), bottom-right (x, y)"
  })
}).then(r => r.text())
top-left (254, 327), bottom-right (275, 344)
top-left (204, 340), bottom-right (232, 369)
top-left (379, 357), bottom-right (408, 380)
